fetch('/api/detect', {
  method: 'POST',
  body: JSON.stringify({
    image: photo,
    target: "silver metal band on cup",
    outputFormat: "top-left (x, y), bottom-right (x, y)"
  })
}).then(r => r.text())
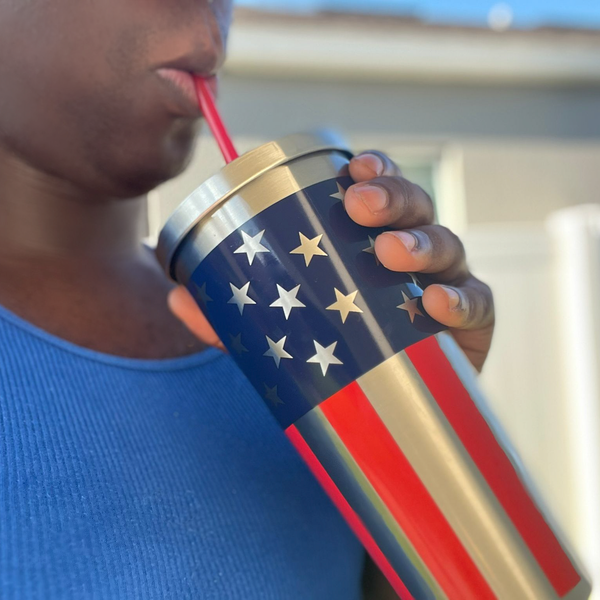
top-left (157, 130), bottom-right (353, 280)
top-left (171, 152), bottom-right (350, 284)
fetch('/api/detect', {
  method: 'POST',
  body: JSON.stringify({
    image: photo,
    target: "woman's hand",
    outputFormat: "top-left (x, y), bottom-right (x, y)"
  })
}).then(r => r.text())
top-left (169, 150), bottom-right (495, 372)
top-left (341, 150), bottom-right (494, 371)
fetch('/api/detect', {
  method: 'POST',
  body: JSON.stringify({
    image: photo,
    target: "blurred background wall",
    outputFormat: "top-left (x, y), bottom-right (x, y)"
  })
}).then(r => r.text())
top-left (149, 2), bottom-right (600, 592)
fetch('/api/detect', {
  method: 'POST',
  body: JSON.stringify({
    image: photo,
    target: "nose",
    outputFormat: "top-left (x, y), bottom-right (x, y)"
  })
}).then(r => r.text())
top-left (192, 4), bottom-right (228, 76)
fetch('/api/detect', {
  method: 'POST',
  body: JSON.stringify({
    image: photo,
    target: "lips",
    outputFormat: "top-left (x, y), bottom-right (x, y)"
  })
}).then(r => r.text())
top-left (155, 68), bottom-right (218, 118)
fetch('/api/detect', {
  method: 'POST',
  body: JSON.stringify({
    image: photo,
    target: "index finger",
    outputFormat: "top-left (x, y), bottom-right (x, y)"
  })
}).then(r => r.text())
top-left (344, 176), bottom-right (435, 230)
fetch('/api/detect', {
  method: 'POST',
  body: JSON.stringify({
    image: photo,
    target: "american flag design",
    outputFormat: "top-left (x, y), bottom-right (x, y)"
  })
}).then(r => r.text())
top-left (187, 176), bottom-right (587, 600)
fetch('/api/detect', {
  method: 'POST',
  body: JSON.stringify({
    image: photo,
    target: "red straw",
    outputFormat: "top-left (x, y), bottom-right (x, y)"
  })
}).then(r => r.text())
top-left (194, 76), bottom-right (239, 164)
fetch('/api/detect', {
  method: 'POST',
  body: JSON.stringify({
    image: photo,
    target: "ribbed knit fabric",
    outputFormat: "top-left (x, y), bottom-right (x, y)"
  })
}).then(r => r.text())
top-left (0, 304), bottom-right (365, 600)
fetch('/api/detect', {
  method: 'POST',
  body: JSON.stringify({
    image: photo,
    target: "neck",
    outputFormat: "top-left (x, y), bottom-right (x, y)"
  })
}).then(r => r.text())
top-left (0, 147), bottom-right (147, 264)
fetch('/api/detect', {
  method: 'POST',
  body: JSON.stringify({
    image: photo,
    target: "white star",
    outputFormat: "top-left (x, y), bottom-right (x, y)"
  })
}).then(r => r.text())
top-left (290, 232), bottom-right (328, 267)
top-left (228, 282), bottom-right (256, 315)
top-left (229, 333), bottom-right (249, 355)
top-left (270, 284), bottom-right (306, 320)
top-left (263, 335), bottom-right (293, 368)
top-left (234, 230), bottom-right (270, 265)
top-left (362, 236), bottom-right (380, 266)
top-left (330, 182), bottom-right (346, 201)
top-left (191, 281), bottom-right (213, 304)
top-left (326, 288), bottom-right (363, 324)
top-left (264, 384), bottom-right (284, 407)
top-left (307, 340), bottom-right (343, 376)
top-left (397, 291), bottom-right (424, 323)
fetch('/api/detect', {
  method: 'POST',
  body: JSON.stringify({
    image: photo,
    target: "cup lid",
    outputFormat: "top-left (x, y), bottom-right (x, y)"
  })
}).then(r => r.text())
top-left (156, 130), bottom-right (352, 279)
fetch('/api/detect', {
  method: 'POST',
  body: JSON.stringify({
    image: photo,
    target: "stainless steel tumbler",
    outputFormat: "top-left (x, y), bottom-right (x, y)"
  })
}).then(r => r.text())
top-left (157, 131), bottom-right (591, 600)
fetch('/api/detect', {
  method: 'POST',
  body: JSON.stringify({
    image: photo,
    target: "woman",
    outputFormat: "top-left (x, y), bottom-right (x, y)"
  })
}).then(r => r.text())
top-left (0, 1), bottom-right (494, 598)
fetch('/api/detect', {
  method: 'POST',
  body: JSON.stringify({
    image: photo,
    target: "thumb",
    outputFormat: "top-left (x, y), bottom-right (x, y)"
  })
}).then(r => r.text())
top-left (168, 286), bottom-right (225, 351)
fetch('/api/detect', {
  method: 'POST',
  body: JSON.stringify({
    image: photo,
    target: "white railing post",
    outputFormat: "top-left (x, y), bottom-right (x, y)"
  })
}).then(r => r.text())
top-left (547, 205), bottom-right (600, 593)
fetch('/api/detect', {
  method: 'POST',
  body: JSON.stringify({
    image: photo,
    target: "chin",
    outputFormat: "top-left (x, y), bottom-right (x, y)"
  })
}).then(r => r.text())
top-left (119, 158), bottom-right (192, 196)
top-left (111, 127), bottom-right (198, 197)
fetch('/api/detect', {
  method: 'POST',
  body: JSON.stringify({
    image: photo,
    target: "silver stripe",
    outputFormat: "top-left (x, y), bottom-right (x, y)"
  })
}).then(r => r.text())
top-left (358, 351), bottom-right (559, 599)
top-left (435, 332), bottom-right (591, 599)
top-left (295, 408), bottom-right (448, 600)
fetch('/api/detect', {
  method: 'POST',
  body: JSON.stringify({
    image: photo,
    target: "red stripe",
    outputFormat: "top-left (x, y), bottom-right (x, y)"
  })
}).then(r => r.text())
top-left (319, 382), bottom-right (495, 599)
top-left (285, 424), bottom-right (415, 600)
top-left (406, 336), bottom-right (581, 596)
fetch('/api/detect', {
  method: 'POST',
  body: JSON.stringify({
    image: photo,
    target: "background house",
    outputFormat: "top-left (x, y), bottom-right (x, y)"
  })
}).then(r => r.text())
top-left (149, 6), bottom-right (600, 591)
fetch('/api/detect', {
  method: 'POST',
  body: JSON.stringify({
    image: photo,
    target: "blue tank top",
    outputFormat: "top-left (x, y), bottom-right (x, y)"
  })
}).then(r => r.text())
top-left (0, 304), bottom-right (364, 599)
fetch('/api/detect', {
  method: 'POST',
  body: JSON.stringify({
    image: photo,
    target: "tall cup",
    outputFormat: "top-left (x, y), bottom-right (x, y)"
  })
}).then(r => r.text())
top-left (157, 131), bottom-right (590, 600)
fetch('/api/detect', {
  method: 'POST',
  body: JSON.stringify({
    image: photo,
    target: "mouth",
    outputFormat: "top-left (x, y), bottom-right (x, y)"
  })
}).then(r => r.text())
top-left (155, 67), bottom-right (218, 118)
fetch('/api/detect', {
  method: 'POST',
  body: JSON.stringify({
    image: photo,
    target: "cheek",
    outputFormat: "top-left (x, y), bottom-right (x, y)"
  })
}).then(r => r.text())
top-left (70, 87), bottom-right (200, 195)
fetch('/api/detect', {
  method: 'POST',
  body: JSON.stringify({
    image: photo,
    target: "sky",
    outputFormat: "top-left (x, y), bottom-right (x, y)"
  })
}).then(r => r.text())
top-left (235, 0), bottom-right (600, 29)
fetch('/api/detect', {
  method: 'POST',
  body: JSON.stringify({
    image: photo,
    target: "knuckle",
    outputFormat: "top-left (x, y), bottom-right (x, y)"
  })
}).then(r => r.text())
top-left (398, 177), bottom-right (415, 200)
top-left (467, 280), bottom-right (495, 326)
top-left (415, 183), bottom-right (435, 214)
top-left (389, 177), bottom-right (414, 214)
top-left (437, 225), bottom-right (466, 261)
top-left (479, 281), bottom-right (495, 317)
top-left (367, 177), bottom-right (410, 217)
top-left (441, 225), bottom-right (463, 247)
top-left (478, 279), bottom-right (494, 299)
top-left (389, 178), bottom-right (434, 224)
top-left (452, 232), bottom-right (467, 261)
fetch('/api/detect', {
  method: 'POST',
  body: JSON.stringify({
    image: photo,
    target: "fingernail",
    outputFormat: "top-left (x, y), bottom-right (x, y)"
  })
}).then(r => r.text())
top-left (389, 230), bottom-right (417, 252)
top-left (441, 285), bottom-right (461, 309)
top-left (356, 153), bottom-right (385, 176)
top-left (354, 184), bottom-right (389, 213)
